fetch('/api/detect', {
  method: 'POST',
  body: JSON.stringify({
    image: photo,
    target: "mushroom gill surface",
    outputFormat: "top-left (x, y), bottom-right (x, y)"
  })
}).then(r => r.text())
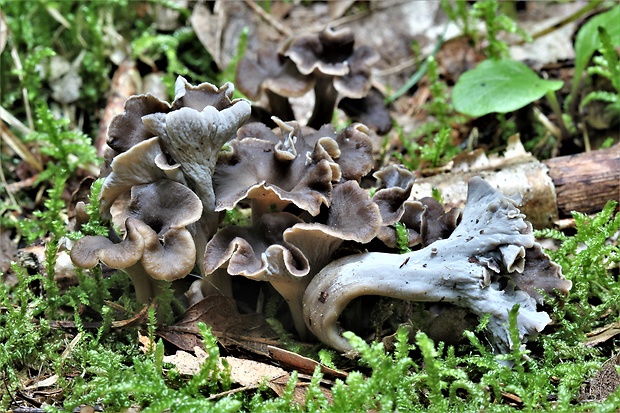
top-left (303, 177), bottom-right (571, 354)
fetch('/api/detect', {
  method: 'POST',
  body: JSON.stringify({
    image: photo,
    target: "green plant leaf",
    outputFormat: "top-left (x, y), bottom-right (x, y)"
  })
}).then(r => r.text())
top-left (453, 59), bottom-right (563, 117)
top-left (571, 4), bottom-right (620, 97)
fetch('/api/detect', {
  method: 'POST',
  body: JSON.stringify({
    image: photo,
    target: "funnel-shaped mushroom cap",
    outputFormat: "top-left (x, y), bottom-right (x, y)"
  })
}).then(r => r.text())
top-left (283, 26), bottom-right (356, 76)
top-left (204, 212), bottom-right (308, 279)
top-left (236, 49), bottom-right (314, 100)
top-left (372, 165), bottom-right (416, 226)
top-left (283, 26), bottom-right (379, 93)
top-left (70, 218), bottom-right (145, 270)
top-left (338, 88), bottom-right (393, 134)
top-left (99, 137), bottom-right (175, 220)
top-left (402, 198), bottom-right (462, 247)
top-left (214, 119), bottom-right (374, 217)
top-left (107, 95), bottom-right (171, 153)
top-left (170, 76), bottom-right (239, 112)
top-left (121, 179), bottom-right (203, 233)
top-left (284, 180), bottom-right (382, 270)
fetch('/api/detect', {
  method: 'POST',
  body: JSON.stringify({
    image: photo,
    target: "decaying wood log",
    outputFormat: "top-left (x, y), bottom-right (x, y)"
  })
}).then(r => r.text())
top-left (411, 138), bottom-right (619, 228)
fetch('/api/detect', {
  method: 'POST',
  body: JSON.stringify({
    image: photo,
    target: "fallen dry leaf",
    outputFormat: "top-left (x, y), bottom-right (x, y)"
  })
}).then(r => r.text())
top-left (224, 355), bottom-right (288, 388)
top-left (580, 354), bottom-right (620, 402)
top-left (268, 345), bottom-right (348, 380)
top-left (157, 295), bottom-right (279, 356)
top-left (585, 321), bottom-right (620, 347)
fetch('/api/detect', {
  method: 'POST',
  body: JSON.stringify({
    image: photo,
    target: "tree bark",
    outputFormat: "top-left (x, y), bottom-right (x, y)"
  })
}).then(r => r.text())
top-left (411, 143), bottom-right (619, 228)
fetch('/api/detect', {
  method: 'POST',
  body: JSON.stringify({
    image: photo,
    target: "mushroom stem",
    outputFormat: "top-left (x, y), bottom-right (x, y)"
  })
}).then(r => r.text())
top-left (266, 90), bottom-right (296, 122)
top-left (307, 76), bottom-right (338, 129)
top-left (270, 276), bottom-right (313, 340)
top-left (124, 263), bottom-right (165, 304)
top-left (303, 177), bottom-right (565, 353)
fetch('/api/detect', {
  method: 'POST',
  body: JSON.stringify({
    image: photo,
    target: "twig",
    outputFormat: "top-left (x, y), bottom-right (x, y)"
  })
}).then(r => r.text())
top-left (0, 118), bottom-right (43, 172)
top-left (243, 0), bottom-right (292, 37)
top-left (9, 46), bottom-right (34, 130)
top-left (515, 0), bottom-right (605, 45)
top-left (533, 106), bottom-right (562, 141)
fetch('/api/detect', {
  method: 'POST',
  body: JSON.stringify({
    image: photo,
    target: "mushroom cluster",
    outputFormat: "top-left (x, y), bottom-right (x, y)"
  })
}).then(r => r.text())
top-left (304, 177), bottom-right (572, 353)
top-left (236, 26), bottom-right (392, 134)
top-left (71, 77), bottom-right (251, 303)
top-left (71, 76), bottom-right (570, 355)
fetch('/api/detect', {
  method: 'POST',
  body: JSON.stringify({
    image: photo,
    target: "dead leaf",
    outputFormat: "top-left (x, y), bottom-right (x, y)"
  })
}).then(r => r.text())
top-left (138, 331), bottom-right (156, 354)
top-left (585, 321), bottom-right (620, 347)
top-left (190, 0), bottom-right (282, 70)
top-left (163, 346), bottom-right (209, 375)
top-left (163, 346), bottom-right (290, 394)
top-left (580, 354), bottom-right (620, 402)
top-left (24, 374), bottom-right (59, 390)
top-left (268, 345), bottom-right (348, 380)
top-left (225, 356), bottom-right (288, 388)
top-left (157, 295), bottom-right (279, 356)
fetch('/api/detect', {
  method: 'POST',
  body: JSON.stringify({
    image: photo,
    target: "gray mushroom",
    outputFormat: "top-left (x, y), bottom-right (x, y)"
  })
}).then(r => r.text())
top-left (200, 180), bottom-right (381, 338)
top-left (303, 177), bottom-right (572, 354)
top-left (235, 48), bottom-right (314, 122)
top-left (281, 26), bottom-right (383, 130)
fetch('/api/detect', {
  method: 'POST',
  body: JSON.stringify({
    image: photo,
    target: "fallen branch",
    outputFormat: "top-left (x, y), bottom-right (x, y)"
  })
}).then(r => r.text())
top-left (412, 139), bottom-right (619, 228)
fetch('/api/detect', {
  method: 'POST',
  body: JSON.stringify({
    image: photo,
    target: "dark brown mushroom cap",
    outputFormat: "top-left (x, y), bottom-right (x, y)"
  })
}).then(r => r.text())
top-left (376, 197), bottom-right (462, 250)
top-left (372, 165), bottom-right (416, 225)
top-left (406, 198), bottom-right (462, 247)
top-left (214, 120), bottom-right (341, 216)
top-left (283, 26), bottom-right (354, 77)
top-left (107, 95), bottom-right (171, 153)
top-left (120, 179), bottom-right (203, 233)
top-left (283, 26), bottom-right (379, 95)
top-left (75, 180), bottom-right (202, 281)
top-left (338, 88), bottom-right (393, 135)
top-left (235, 49), bottom-right (314, 100)
top-left (203, 212), bottom-right (309, 278)
top-left (332, 45), bottom-right (379, 99)
top-left (284, 180), bottom-right (382, 270)
top-left (331, 123), bottom-right (374, 181)
top-left (171, 76), bottom-right (237, 112)
top-left (70, 218), bottom-right (145, 269)
top-left (132, 217), bottom-right (197, 281)
top-left (505, 244), bottom-right (571, 303)
top-left (100, 137), bottom-right (174, 219)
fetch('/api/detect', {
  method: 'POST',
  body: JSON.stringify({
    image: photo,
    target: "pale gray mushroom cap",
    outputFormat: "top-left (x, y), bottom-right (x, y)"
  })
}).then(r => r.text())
top-left (303, 177), bottom-right (571, 354)
top-left (142, 78), bottom-right (251, 213)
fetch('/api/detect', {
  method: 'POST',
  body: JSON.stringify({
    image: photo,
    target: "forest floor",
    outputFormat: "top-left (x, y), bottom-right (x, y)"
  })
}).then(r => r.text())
top-left (1, 1), bottom-right (619, 412)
